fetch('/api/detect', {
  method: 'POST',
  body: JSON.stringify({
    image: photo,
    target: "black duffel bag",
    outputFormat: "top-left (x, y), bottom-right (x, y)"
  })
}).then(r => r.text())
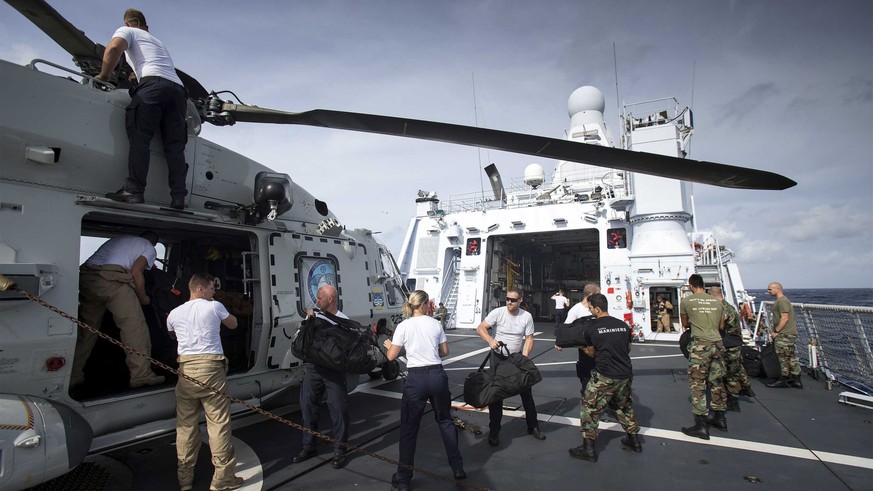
top-left (741, 346), bottom-right (762, 378)
top-left (291, 310), bottom-right (379, 374)
top-left (463, 343), bottom-right (543, 408)
top-left (555, 315), bottom-right (594, 348)
top-left (760, 343), bottom-right (781, 379)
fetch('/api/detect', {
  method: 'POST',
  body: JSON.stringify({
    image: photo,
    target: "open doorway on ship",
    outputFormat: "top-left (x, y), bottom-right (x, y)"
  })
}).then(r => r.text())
top-left (482, 229), bottom-right (600, 323)
top-left (649, 286), bottom-right (679, 333)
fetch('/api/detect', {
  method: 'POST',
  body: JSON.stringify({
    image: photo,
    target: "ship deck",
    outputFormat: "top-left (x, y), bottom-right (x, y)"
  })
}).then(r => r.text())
top-left (80, 323), bottom-right (872, 491)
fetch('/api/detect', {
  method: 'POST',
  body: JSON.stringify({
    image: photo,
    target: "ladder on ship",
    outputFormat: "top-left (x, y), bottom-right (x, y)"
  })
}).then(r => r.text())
top-left (440, 254), bottom-right (461, 328)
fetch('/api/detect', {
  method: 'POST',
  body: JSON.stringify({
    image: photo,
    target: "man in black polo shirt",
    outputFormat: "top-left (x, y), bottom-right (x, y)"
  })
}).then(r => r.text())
top-left (568, 294), bottom-right (641, 463)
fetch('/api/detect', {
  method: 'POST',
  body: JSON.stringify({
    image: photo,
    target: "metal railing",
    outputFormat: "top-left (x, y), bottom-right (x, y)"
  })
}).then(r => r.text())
top-left (756, 301), bottom-right (873, 393)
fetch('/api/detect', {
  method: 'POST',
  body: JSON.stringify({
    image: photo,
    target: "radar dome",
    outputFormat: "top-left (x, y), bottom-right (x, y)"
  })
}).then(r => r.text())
top-left (568, 86), bottom-right (605, 117)
top-left (523, 164), bottom-right (545, 188)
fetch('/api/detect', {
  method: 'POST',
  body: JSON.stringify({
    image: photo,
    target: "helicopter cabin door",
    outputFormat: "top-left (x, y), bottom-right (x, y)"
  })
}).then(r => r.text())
top-left (265, 233), bottom-right (301, 369)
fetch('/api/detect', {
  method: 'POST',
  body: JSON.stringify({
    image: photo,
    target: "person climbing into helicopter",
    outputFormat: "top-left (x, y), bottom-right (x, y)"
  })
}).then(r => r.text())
top-left (71, 231), bottom-right (165, 392)
top-left (95, 8), bottom-right (188, 210)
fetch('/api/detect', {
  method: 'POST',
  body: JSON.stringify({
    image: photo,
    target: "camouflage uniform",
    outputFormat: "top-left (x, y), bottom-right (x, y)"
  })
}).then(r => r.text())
top-left (721, 300), bottom-right (751, 397)
top-left (688, 340), bottom-right (727, 414)
top-left (580, 371), bottom-right (640, 440)
top-left (771, 296), bottom-right (800, 377)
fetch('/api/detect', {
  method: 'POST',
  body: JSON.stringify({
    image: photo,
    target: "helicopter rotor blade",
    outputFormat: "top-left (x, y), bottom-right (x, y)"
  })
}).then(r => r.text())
top-left (213, 103), bottom-right (796, 191)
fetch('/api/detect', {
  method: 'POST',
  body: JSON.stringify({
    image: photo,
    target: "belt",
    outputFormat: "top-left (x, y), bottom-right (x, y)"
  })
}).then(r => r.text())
top-left (139, 76), bottom-right (165, 83)
top-left (407, 364), bottom-right (443, 373)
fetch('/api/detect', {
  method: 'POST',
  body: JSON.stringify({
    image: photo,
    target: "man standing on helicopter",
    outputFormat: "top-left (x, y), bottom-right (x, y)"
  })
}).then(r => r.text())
top-left (95, 9), bottom-right (188, 210)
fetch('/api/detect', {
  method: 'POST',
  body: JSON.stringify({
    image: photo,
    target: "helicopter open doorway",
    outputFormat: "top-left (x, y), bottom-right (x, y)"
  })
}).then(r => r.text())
top-left (73, 212), bottom-right (261, 400)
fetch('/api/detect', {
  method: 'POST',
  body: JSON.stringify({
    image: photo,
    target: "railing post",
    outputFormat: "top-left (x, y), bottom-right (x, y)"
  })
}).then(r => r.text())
top-left (852, 312), bottom-right (873, 380)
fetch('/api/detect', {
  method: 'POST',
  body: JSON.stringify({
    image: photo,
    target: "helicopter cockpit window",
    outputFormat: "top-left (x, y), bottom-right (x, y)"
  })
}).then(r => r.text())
top-left (378, 248), bottom-right (405, 307)
top-left (296, 256), bottom-right (339, 312)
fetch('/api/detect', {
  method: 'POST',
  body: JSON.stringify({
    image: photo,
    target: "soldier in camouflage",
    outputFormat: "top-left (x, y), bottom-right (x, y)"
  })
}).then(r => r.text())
top-left (568, 294), bottom-right (641, 462)
top-left (709, 287), bottom-right (755, 411)
top-left (679, 274), bottom-right (727, 440)
top-left (765, 282), bottom-right (802, 388)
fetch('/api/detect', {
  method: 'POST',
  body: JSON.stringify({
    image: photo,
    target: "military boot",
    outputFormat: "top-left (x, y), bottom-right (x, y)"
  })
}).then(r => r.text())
top-left (766, 377), bottom-right (790, 388)
top-left (569, 439), bottom-right (598, 462)
top-left (740, 386), bottom-right (756, 397)
top-left (708, 410), bottom-right (728, 432)
top-left (789, 374), bottom-right (803, 389)
top-left (726, 395), bottom-right (741, 412)
top-left (620, 433), bottom-right (642, 453)
top-left (681, 415), bottom-right (710, 440)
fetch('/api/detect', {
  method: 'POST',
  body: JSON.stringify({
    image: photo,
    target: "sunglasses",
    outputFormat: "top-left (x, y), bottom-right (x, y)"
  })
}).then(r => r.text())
top-left (505, 297), bottom-right (521, 303)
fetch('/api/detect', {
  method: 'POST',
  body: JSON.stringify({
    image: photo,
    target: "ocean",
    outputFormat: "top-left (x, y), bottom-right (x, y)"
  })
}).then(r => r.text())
top-left (746, 288), bottom-right (873, 308)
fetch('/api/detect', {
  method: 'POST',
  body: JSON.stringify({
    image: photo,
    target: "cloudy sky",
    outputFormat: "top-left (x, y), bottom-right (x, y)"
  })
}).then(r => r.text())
top-left (2, 0), bottom-right (871, 289)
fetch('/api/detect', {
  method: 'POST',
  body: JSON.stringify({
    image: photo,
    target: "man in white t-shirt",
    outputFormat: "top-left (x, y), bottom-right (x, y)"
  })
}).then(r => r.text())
top-left (96, 9), bottom-right (188, 210)
top-left (476, 288), bottom-right (546, 446)
top-left (72, 231), bottom-right (164, 391)
top-left (168, 273), bottom-right (243, 491)
top-left (551, 290), bottom-right (569, 328)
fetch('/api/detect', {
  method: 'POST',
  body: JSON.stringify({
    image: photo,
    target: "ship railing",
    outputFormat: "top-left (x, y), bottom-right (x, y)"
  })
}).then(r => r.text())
top-left (756, 301), bottom-right (873, 394)
top-left (443, 169), bottom-right (628, 214)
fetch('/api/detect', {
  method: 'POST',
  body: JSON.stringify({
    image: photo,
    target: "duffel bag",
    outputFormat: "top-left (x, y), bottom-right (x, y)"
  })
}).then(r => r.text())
top-left (741, 346), bottom-right (762, 378)
top-left (463, 343), bottom-right (543, 408)
top-left (555, 315), bottom-right (594, 348)
top-left (291, 310), bottom-right (379, 374)
top-left (760, 343), bottom-right (781, 379)
top-left (722, 332), bottom-right (744, 349)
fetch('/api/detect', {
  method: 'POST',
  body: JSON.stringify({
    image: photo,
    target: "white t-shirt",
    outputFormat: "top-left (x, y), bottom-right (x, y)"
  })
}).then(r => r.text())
top-left (391, 315), bottom-right (446, 368)
top-left (483, 307), bottom-right (534, 354)
top-left (112, 26), bottom-right (183, 86)
top-left (85, 236), bottom-right (156, 270)
top-left (552, 294), bottom-right (568, 310)
top-left (168, 298), bottom-right (230, 356)
top-left (565, 302), bottom-right (593, 324)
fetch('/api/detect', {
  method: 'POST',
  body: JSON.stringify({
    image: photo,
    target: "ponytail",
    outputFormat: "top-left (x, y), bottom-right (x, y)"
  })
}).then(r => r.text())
top-left (403, 290), bottom-right (429, 318)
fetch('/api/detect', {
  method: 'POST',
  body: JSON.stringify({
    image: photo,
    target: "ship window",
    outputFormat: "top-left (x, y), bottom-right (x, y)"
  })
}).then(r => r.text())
top-left (465, 238), bottom-right (481, 256)
top-left (607, 228), bottom-right (627, 249)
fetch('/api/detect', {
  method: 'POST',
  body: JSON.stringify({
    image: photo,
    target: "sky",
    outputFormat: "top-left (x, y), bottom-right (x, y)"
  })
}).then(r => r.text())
top-left (1, 0), bottom-right (871, 289)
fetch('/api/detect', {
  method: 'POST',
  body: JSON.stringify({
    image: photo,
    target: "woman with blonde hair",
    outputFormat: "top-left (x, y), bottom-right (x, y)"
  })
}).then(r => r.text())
top-left (384, 290), bottom-right (465, 490)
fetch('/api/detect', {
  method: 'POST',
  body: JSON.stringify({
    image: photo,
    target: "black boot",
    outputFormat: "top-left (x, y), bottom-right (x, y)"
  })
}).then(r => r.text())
top-left (789, 374), bottom-right (803, 389)
top-left (569, 439), bottom-right (597, 462)
top-left (708, 410), bottom-right (728, 432)
top-left (681, 415), bottom-right (710, 440)
top-left (620, 433), bottom-right (642, 453)
top-left (726, 396), bottom-right (741, 412)
top-left (766, 377), bottom-right (789, 388)
top-left (740, 386), bottom-right (756, 397)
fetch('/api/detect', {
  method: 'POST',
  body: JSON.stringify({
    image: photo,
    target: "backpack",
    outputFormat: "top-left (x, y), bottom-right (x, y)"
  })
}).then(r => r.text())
top-left (291, 310), bottom-right (379, 374)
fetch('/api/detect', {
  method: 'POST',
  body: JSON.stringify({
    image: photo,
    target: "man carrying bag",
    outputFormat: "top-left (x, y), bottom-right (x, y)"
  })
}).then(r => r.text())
top-left (475, 288), bottom-right (546, 446)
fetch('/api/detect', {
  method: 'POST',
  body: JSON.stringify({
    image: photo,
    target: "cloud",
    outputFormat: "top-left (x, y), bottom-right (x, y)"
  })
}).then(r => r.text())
top-left (779, 202), bottom-right (873, 241)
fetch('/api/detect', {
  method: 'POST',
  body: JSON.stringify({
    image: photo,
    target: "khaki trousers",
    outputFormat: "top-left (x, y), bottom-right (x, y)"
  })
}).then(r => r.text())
top-left (175, 354), bottom-right (237, 486)
top-left (72, 265), bottom-right (154, 386)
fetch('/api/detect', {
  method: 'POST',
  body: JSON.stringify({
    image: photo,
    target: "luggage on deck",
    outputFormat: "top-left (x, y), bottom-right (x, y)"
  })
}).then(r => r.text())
top-left (555, 315), bottom-right (594, 348)
top-left (760, 343), bottom-right (781, 379)
top-left (741, 346), bottom-right (762, 378)
top-left (291, 310), bottom-right (380, 374)
top-left (463, 343), bottom-right (542, 408)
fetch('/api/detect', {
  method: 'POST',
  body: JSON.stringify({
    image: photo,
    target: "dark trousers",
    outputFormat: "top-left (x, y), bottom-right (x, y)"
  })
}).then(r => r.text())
top-left (488, 386), bottom-right (539, 435)
top-left (554, 309), bottom-right (567, 328)
top-left (396, 365), bottom-right (462, 485)
top-left (124, 77), bottom-right (188, 198)
top-left (300, 363), bottom-right (349, 453)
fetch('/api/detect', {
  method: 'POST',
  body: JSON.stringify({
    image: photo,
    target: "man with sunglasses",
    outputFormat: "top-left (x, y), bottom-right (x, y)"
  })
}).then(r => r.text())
top-left (476, 288), bottom-right (546, 446)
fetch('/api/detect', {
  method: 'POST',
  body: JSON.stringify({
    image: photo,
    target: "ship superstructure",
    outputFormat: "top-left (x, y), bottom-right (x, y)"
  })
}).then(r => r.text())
top-left (398, 86), bottom-right (754, 338)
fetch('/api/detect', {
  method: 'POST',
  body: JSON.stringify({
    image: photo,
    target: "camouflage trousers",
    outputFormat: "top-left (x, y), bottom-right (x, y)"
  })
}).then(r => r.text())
top-left (688, 340), bottom-right (727, 415)
top-left (724, 346), bottom-right (752, 397)
top-left (580, 371), bottom-right (640, 440)
top-left (774, 334), bottom-right (801, 377)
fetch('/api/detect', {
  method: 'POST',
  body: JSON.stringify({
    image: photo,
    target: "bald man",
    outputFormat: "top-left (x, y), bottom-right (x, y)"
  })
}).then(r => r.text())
top-left (293, 285), bottom-right (352, 469)
top-left (765, 282), bottom-right (802, 388)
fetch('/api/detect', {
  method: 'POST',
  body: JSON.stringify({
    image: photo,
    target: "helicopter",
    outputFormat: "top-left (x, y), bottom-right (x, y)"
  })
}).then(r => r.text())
top-left (0, 1), bottom-right (795, 489)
